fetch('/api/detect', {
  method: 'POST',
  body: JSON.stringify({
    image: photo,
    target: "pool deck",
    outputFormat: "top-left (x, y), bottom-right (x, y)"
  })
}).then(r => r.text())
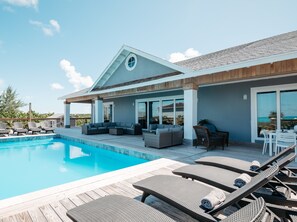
top-left (0, 128), bottom-right (296, 221)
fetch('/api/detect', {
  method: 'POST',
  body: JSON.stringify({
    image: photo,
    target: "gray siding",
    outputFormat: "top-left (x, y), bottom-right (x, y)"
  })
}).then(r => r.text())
top-left (198, 75), bottom-right (297, 142)
top-left (104, 54), bottom-right (177, 87)
top-left (105, 90), bottom-right (183, 123)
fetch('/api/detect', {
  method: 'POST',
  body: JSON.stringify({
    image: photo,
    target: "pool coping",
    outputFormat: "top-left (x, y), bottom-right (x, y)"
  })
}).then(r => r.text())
top-left (57, 134), bottom-right (161, 161)
top-left (0, 134), bottom-right (175, 216)
top-left (0, 133), bottom-right (56, 143)
top-left (0, 158), bottom-right (181, 217)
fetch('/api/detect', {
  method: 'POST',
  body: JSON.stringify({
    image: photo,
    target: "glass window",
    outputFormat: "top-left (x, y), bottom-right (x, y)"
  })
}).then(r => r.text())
top-left (175, 99), bottom-right (184, 126)
top-left (128, 57), bottom-right (135, 68)
top-left (257, 92), bottom-right (276, 136)
top-left (162, 100), bottom-right (174, 125)
top-left (280, 90), bottom-right (297, 130)
top-left (104, 104), bottom-right (113, 122)
top-left (137, 102), bottom-right (147, 129)
top-left (149, 101), bottom-right (160, 125)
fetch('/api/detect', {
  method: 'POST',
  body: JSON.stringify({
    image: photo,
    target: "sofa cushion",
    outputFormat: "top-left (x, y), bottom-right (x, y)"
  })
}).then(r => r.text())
top-left (169, 127), bottom-right (182, 132)
top-left (164, 124), bottom-right (173, 129)
top-left (204, 123), bottom-right (217, 133)
top-left (109, 122), bottom-right (116, 127)
top-left (149, 124), bottom-right (158, 131)
top-left (156, 128), bottom-right (169, 135)
top-left (103, 122), bottom-right (111, 127)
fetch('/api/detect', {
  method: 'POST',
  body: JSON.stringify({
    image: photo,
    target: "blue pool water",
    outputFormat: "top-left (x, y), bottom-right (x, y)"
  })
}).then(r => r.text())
top-left (0, 138), bottom-right (148, 200)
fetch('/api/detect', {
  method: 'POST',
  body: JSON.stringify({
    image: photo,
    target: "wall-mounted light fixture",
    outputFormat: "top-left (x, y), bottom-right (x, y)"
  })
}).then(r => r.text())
top-left (243, 94), bottom-right (248, 100)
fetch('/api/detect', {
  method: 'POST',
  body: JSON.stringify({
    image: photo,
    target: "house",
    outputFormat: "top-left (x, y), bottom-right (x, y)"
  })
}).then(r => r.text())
top-left (60, 30), bottom-right (297, 144)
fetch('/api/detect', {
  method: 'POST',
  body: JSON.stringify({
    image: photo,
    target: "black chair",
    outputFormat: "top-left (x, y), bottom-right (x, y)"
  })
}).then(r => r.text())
top-left (193, 125), bottom-right (225, 151)
top-left (199, 121), bottom-right (229, 146)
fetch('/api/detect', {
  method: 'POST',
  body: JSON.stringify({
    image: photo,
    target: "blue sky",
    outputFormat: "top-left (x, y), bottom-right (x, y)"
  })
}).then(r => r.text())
top-left (1, 0), bottom-right (297, 114)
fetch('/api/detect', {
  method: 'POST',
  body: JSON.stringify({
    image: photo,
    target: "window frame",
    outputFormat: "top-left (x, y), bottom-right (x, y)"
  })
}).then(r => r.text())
top-left (251, 83), bottom-right (297, 142)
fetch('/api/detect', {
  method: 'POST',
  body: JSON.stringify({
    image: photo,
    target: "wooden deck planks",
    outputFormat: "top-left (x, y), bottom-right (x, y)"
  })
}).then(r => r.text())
top-left (49, 202), bottom-right (71, 222)
top-left (1, 161), bottom-right (198, 221)
top-left (14, 212), bottom-right (32, 222)
top-left (27, 208), bottom-right (47, 222)
top-left (38, 205), bottom-right (63, 222)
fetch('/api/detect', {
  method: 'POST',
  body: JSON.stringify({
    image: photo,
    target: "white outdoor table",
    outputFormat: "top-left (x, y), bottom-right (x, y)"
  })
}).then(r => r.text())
top-left (268, 132), bottom-right (276, 156)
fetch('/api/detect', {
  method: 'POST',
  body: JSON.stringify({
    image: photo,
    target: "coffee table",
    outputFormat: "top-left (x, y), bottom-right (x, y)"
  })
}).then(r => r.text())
top-left (109, 128), bottom-right (124, 135)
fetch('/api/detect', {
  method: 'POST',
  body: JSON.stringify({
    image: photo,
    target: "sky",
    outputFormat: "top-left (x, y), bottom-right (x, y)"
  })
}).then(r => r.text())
top-left (1, 0), bottom-right (297, 114)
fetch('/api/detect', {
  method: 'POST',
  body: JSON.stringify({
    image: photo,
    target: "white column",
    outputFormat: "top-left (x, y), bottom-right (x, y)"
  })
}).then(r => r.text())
top-left (183, 86), bottom-right (198, 141)
top-left (94, 98), bottom-right (103, 123)
top-left (64, 102), bottom-right (71, 128)
top-left (90, 102), bottom-right (95, 123)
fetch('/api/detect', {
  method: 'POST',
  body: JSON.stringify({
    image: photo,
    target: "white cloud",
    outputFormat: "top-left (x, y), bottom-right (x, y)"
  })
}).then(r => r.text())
top-left (29, 19), bottom-right (60, 36)
top-left (50, 19), bottom-right (60, 32)
top-left (1, 0), bottom-right (38, 9)
top-left (0, 79), bottom-right (4, 88)
top-left (59, 59), bottom-right (94, 91)
top-left (42, 27), bottom-right (53, 36)
top-left (168, 48), bottom-right (201, 63)
top-left (50, 83), bottom-right (64, 90)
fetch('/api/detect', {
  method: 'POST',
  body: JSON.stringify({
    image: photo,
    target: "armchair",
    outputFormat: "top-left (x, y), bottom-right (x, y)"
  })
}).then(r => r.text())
top-left (193, 125), bottom-right (225, 151)
top-left (198, 120), bottom-right (229, 146)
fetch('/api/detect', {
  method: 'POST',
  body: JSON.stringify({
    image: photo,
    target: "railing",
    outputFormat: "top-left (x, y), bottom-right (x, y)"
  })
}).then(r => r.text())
top-left (0, 117), bottom-right (91, 128)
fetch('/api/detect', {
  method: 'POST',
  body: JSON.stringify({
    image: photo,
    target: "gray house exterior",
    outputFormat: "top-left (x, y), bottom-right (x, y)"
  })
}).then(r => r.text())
top-left (60, 31), bottom-right (297, 144)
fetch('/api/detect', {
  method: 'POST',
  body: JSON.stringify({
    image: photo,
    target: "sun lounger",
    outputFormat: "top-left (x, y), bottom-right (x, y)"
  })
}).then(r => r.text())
top-left (67, 195), bottom-right (175, 222)
top-left (173, 153), bottom-right (297, 192)
top-left (133, 165), bottom-right (279, 221)
top-left (67, 195), bottom-right (277, 222)
top-left (28, 122), bottom-right (41, 134)
top-left (195, 145), bottom-right (297, 181)
top-left (40, 121), bottom-right (55, 133)
top-left (0, 122), bottom-right (10, 136)
top-left (13, 122), bottom-right (28, 135)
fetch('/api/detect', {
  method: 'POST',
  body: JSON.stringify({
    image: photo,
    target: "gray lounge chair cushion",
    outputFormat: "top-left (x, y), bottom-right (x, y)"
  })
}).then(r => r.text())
top-left (67, 195), bottom-right (175, 222)
top-left (195, 145), bottom-right (295, 175)
top-left (196, 156), bottom-right (256, 175)
top-left (133, 166), bottom-right (278, 221)
top-left (134, 175), bottom-right (219, 222)
top-left (173, 165), bottom-right (242, 192)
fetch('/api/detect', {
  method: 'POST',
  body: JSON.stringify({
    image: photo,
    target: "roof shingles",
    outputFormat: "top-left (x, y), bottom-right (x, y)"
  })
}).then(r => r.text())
top-left (176, 30), bottom-right (297, 71)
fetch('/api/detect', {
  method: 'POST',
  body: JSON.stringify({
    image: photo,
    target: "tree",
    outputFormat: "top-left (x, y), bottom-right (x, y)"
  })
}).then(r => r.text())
top-left (0, 86), bottom-right (26, 118)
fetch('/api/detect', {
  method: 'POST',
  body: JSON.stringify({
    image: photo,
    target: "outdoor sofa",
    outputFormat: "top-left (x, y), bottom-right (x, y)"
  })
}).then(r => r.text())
top-left (82, 122), bottom-right (142, 135)
top-left (143, 127), bottom-right (183, 148)
top-left (66, 195), bottom-right (271, 222)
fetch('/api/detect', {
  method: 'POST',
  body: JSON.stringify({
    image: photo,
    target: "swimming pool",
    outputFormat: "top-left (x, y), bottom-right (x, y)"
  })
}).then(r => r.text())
top-left (0, 138), bottom-right (149, 200)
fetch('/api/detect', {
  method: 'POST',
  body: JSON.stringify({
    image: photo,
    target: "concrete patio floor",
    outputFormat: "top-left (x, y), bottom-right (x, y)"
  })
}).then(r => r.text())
top-left (0, 127), bottom-right (296, 221)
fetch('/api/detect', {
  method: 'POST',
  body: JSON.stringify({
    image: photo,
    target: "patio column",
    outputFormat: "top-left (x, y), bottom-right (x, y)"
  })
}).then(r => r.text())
top-left (94, 97), bottom-right (103, 123)
top-left (90, 102), bottom-right (95, 123)
top-left (183, 83), bottom-right (198, 143)
top-left (64, 101), bottom-right (71, 128)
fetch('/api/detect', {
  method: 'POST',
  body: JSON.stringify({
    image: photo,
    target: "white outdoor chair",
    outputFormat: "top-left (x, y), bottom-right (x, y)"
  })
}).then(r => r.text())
top-left (275, 132), bottom-right (297, 154)
top-left (260, 129), bottom-right (271, 154)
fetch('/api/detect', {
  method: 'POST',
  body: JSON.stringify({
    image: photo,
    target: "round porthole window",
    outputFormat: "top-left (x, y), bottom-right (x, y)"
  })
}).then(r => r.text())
top-left (125, 54), bottom-right (137, 71)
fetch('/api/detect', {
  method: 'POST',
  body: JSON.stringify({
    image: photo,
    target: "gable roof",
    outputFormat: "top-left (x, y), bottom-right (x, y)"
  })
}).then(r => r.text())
top-left (60, 30), bottom-right (297, 101)
top-left (88, 45), bottom-right (191, 92)
top-left (176, 30), bottom-right (297, 71)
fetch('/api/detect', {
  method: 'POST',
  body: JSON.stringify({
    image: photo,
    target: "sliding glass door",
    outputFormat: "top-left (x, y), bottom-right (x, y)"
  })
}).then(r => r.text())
top-left (137, 102), bottom-right (147, 129)
top-left (136, 96), bottom-right (184, 129)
